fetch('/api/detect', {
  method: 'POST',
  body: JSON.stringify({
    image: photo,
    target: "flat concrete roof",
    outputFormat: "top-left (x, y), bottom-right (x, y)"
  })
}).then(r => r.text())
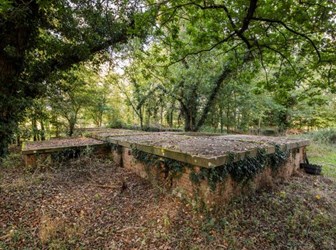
top-left (85, 129), bottom-right (151, 140)
top-left (21, 129), bottom-right (309, 168)
top-left (21, 137), bottom-right (107, 154)
top-left (102, 131), bottom-right (309, 168)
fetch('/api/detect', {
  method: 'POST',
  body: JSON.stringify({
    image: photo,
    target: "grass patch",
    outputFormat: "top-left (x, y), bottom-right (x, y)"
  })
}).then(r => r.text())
top-left (306, 142), bottom-right (336, 180)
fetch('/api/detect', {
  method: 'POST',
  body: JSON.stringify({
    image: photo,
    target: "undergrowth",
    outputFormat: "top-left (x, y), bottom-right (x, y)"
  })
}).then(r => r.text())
top-left (306, 128), bottom-right (336, 144)
top-left (0, 151), bottom-right (335, 249)
top-left (1, 153), bottom-right (22, 169)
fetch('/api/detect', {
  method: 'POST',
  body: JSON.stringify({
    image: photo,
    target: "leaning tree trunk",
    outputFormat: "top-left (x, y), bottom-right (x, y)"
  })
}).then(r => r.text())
top-left (194, 52), bottom-right (253, 131)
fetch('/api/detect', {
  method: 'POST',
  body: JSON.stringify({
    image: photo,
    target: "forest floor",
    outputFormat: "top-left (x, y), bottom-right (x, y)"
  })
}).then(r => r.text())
top-left (0, 144), bottom-right (335, 250)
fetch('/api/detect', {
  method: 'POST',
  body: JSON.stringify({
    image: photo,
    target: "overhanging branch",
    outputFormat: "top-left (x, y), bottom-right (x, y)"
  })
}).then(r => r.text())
top-left (168, 33), bottom-right (235, 66)
top-left (259, 44), bottom-right (298, 74)
top-left (251, 17), bottom-right (321, 60)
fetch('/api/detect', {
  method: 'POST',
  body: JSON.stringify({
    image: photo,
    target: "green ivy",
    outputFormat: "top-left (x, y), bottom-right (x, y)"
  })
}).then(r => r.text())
top-left (109, 143), bottom-right (120, 151)
top-left (132, 147), bottom-right (159, 166)
top-left (131, 147), bottom-right (187, 179)
top-left (162, 158), bottom-right (185, 179)
top-left (268, 144), bottom-right (289, 171)
top-left (191, 146), bottom-right (290, 191)
top-left (228, 148), bottom-right (268, 184)
top-left (130, 145), bottom-right (290, 192)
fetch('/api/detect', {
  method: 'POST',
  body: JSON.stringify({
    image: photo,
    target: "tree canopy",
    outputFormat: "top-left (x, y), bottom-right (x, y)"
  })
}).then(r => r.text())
top-left (0, 0), bottom-right (154, 156)
top-left (0, 0), bottom-right (335, 157)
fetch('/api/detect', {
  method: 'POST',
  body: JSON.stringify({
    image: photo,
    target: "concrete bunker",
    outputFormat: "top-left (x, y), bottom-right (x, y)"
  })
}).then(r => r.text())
top-left (22, 129), bottom-right (309, 209)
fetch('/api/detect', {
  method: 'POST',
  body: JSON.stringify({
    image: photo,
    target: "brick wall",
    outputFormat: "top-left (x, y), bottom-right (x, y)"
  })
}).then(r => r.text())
top-left (23, 144), bottom-right (111, 168)
top-left (116, 146), bottom-right (306, 210)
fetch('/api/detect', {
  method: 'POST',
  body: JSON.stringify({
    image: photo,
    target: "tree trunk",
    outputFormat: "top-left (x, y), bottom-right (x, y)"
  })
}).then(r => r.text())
top-left (0, 2), bottom-right (40, 157)
top-left (226, 105), bottom-right (230, 133)
top-left (160, 104), bottom-right (163, 126)
top-left (169, 109), bottom-right (174, 127)
top-left (55, 124), bottom-right (59, 138)
top-left (180, 84), bottom-right (198, 131)
top-left (16, 134), bottom-right (21, 146)
top-left (32, 117), bottom-right (38, 141)
top-left (220, 105), bottom-right (224, 133)
top-left (183, 109), bottom-right (198, 132)
top-left (139, 107), bottom-right (144, 129)
top-left (233, 91), bottom-right (237, 130)
top-left (258, 117), bottom-right (262, 134)
top-left (184, 111), bottom-right (192, 131)
top-left (68, 122), bottom-right (75, 137)
top-left (67, 114), bottom-right (77, 137)
top-left (139, 112), bottom-right (143, 129)
top-left (40, 120), bottom-right (46, 140)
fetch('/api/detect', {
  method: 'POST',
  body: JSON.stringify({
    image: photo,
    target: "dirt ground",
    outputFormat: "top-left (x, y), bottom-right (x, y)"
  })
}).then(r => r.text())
top-left (0, 153), bottom-right (335, 249)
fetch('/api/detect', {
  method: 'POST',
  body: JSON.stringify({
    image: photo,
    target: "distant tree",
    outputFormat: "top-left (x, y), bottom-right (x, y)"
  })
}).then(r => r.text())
top-left (25, 99), bottom-right (49, 141)
top-left (47, 65), bottom-right (100, 136)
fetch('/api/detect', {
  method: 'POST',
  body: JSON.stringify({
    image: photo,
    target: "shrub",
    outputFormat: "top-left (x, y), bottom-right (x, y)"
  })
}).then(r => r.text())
top-left (1, 153), bottom-right (22, 169)
top-left (307, 128), bottom-right (336, 144)
top-left (107, 119), bottom-right (125, 129)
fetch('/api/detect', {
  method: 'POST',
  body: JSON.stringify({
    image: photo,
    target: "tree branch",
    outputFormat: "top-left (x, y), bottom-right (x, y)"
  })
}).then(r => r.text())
top-left (136, 85), bottom-right (163, 110)
top-left (251, 17), bottom-right (321, 60)
top-left (256, 41), bottom-right (269, 85)
top-left (168, 33), bottom-right (235, 66)
top-left (259, 44), bottom-right (298, 74)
